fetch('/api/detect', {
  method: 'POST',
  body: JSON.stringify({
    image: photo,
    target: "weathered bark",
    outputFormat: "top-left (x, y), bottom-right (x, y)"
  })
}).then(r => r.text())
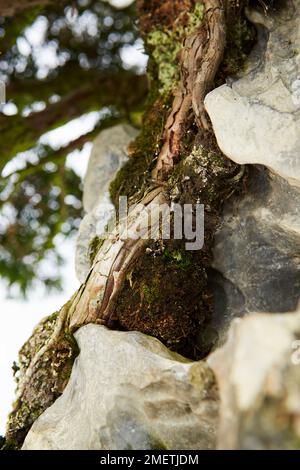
top-left (68, 186), bottom-right (166, 331)
top-left (69, 0), bottom-right (228, 330)
top-left (153, 0), bottom-right (226, 179)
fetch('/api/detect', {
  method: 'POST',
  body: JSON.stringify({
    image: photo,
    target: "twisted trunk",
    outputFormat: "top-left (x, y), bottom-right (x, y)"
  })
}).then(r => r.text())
top-left (5, 0), bottom-right (253, 448)
top-left (68, 0), bottom-right (227, 330)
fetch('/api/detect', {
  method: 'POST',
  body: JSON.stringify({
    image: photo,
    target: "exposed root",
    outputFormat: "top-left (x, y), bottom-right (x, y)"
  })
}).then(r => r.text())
top-left (68, 186), bottom-right (168, 331)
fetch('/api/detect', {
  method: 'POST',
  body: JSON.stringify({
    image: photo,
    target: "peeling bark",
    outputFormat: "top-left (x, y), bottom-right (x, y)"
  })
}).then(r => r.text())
top-left (153, 0), bottom-right (226, 180)
top-left (68, 1), bottom-right (227, 331)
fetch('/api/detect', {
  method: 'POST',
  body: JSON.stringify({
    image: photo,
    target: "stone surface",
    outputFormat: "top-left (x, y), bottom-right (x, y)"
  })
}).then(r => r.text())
top-left (22, 324), bottom-right (219, 450)
top-left (203, 1), bottom-right (300, 344)
top-left (208, 310), bottom-right (300, 450)
top-left (208, 167), bottom-right (300, 344)
top-left (204, 0), bottom-right (300, 187)
top-left (75, 124), bottom-right (138, 282)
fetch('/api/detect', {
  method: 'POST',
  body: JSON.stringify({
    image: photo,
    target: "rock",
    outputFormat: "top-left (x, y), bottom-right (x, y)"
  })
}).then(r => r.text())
top-left (75, 124), bottom-right (138, 283)
top-left (208, 310), bottom-right (300, 450)
top-left (22, 324), bottom-right (219, 450)
top-left (202, 0), bottom-right (300, 343)
top-left (204, 0), bottom-right (300, 188)
top-left (208, 167), bottom-right (300, 344)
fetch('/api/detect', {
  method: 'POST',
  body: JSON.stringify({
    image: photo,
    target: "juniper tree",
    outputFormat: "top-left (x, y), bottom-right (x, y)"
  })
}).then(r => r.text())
top-left (1, 0), bottom-right (263, 449)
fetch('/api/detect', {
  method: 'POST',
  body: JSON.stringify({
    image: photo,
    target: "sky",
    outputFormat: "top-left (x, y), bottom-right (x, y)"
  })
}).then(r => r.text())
top-left (0, 137), bottom-right (93, 435)
top-left (0, 0), bottom-right (148, 436)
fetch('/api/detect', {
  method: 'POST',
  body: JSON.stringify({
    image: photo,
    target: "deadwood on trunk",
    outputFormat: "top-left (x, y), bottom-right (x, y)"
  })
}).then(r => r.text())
top-left (153, 0), bottom-right (226, 179)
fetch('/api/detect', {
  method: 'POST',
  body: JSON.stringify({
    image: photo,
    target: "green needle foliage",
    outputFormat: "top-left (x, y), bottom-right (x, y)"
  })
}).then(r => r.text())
top-left (0, 0), bottom-right (147, 295)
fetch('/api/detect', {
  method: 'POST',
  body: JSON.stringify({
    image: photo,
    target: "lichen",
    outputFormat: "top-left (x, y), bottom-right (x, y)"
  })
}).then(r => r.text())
top-left (147, 3), bottom-right (204, 94)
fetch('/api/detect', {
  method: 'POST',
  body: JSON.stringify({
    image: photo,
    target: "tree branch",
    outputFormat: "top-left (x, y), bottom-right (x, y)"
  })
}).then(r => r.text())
top-left (0, 0), bottom-right (66, 17)
top-left (152, 0), bottom-right (226, 180)
top-left (2, 116), bottom-right (121, 183)
top-left (0, 73), bottom-right (147, 172)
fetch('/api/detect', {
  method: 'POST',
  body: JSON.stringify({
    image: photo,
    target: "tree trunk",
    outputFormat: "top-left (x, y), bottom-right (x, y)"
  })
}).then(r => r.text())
top-left (4, 0), bottom-right (254, 449)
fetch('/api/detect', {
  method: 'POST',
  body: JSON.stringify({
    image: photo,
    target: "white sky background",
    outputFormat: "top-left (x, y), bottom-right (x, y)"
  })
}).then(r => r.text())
top-left (0, 0), bottom-right (148, 435)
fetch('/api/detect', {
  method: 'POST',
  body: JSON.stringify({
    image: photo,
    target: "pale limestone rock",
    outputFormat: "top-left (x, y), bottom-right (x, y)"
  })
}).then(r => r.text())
top-left (208, 310), bottom-right (300, 450)
top-left (75, 124), bottom-right (138, 283)
top-left (22, 324), bottom-right (219, 450)
top-left (83, 124), bottom-right (138, 213)
top-left (204, 0), bottom-right (300, 187)
top-left (206, 1), bottom-right (300, 342)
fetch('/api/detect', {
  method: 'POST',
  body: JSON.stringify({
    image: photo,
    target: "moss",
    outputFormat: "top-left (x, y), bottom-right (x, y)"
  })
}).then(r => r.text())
top-left (217, 16), bottom-right (256, 83)
top-left (1, 438), bottom-right (19, 451)
top-left (112, 133), bottom-right (244, 360)
top-left (147, 3), bottom-right (204, 94)
top-left (88, 236), bottom-right (105, 265)
top-left (109, 89), bottom-right (171, 206)
top-left (114, 238), bottom-right (212, 359)
top-left (163, 248), bottom-right (192, 271)
top-left (5, 306), bottom-right (79, 449)
top-left (137, 0), bottom-right (196, 35)
top-left (141, 277), bottom-right (160, 305)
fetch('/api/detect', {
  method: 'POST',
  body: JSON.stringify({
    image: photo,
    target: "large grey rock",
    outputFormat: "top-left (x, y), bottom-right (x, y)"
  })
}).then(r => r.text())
top-left (22, 325), bottom-right (219, 450)
top-left (205, 0), bottom-right (300, 187)
top-left (208, 310), bottom-right (300, 450)
top-left (203, 1), bottom-right (300, 343)
top-left (208, 168), bottom-right (300, 343)
top-left (75, 124), bottom-right (138, 282)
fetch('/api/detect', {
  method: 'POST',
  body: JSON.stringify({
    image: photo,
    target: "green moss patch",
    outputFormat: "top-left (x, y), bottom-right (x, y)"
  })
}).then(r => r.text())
top-left (5, 309), bottom-right (79, 449)
top-left (147, 3), bottom-right (204, 95)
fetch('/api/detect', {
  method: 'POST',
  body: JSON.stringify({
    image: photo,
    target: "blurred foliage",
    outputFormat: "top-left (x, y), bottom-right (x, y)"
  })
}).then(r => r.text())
top-left (0, 0), bottom-right (147, 295)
